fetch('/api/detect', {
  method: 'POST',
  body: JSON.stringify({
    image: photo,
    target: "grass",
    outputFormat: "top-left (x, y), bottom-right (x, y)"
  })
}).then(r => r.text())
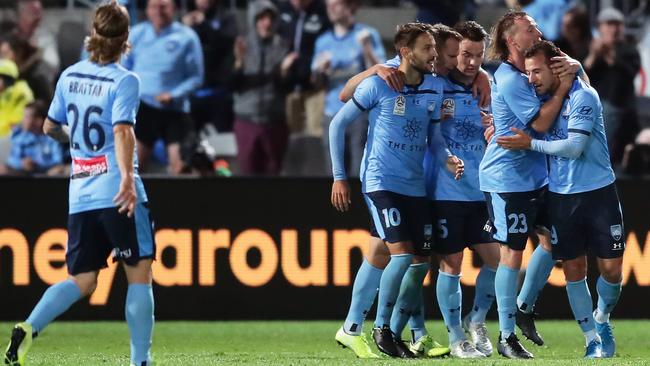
top-left (1, 320), bottom-right (649, 365)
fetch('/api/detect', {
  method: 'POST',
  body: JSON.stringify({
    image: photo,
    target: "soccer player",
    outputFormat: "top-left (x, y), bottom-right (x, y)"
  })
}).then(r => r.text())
top-left (330, 22), bottom-right (461, 359)
top-left (497, 40), bottom-right (625, 359)
top-left (480, 11), bottom-right (584, 358)
top-left (4, 3), bottom-right (155, 366)
top-left (427, 21), bottom-right (499, 358)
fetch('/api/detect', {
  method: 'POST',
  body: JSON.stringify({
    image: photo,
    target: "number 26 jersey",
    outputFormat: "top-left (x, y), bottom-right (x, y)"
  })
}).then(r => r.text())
top-left (48, 60), bottom-right (148, 214)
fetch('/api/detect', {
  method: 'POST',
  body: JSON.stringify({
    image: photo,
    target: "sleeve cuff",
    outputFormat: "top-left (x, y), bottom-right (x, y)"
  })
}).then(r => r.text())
top-left (113, 120), bottom-right (135, 126)
top-left (47, 115), bottom-right (66, 125)
top-left (351, 97), bottom-right (367, 111)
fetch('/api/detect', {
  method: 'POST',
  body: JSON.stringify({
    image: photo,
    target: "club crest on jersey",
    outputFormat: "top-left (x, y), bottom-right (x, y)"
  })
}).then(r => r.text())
top-left (441, 98), bottom-right (454, 117)
top-left (393, 95), bottom-right (406, 116)
top-left (610, 224), bottom-right (622, 241)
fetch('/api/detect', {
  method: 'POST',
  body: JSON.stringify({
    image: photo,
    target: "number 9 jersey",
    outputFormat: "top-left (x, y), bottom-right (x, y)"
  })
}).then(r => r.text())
top-left (48, 60), bottom-right (148, 214)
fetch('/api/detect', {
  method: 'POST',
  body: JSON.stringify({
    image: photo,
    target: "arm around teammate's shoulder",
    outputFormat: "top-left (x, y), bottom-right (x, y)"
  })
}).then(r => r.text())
top-left (528, 73), bottom-right (574, 133)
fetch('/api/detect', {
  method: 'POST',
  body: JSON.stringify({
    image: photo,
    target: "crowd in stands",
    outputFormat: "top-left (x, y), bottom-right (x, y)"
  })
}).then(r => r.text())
top-left (0, 0), bottom-right (649, 177)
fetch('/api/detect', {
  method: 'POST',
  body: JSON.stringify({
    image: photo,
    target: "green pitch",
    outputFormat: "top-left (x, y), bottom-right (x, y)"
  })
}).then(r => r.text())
top-left (2, 320), bottom-right (649, 365)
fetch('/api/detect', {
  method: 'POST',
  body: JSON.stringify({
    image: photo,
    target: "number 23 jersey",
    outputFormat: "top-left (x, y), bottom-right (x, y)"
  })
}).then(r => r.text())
top-left (48, 60), bottom-right (148, 214)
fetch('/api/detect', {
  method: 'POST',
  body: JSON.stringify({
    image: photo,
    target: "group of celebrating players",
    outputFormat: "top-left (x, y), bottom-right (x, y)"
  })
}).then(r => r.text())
top-left (1, 2), bottom-right (627, 365)
top-left (329, 11), bottom-right (626, 360)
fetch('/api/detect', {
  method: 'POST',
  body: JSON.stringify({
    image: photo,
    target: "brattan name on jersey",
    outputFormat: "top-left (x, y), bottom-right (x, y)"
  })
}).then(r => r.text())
top-left (479, 62), bottom-right (548, 193)
top-left (430, 76), bottom-right (486, 201)
top-left (48, 60), bottom-right (147, 214)
top-left (352, 74), bottom-right (443, 197)
top-left (546, 78), bottom-right (615, 194)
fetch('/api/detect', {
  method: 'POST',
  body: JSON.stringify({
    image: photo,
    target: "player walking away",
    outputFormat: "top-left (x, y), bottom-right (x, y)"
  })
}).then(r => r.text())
top-left (497, 40), bottom-right (625, 359)
top-left (426, 21), bottom-right (498, 359)
top-left (330, 22), bottom-right (462, 359)
top-left (480, 11), bottom-right (586, 359)
top-left (4, 3), bottom-right (155, 366)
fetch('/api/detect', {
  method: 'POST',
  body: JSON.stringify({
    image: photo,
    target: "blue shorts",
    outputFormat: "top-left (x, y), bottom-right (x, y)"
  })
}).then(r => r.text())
top-left (364, 190), bottom-right (433, 256)
top-left (431, 200), bottom-right (492, 254)
top-left (484, 186), bottom-right (547, 251)
top-left (66, 203), bottom-right (156, 275)
top-left (549, 183), bottom-right (625, 260)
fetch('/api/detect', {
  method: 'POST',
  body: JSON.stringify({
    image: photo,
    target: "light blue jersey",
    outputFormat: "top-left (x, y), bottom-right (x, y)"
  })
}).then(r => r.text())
top-left (313, 23), bottom-right (385, 117)
top-left (6, 128), bottom-right (63, 172)
top-left (479, 62), bottom-right (548, 193)
top-left (353, 75), bottom-right (443, 196)
top-left (122, 21), bottom-right (204, 113)
top-left (48, 60), bottom-right (148, 214)
top-left (544, 79), bottom-right (615, 194)
top-left (430, 76), bottom-right (486, 201)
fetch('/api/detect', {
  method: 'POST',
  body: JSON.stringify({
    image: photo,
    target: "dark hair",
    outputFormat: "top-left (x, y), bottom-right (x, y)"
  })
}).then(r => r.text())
top-left (487, 10), bottom-right (528, 61)
top-left (429, 24), bottom-right (462, 50)
top-left (393, 22), bottom-right (432, 53)
top-left (85, 2), bottom-right (130, 64)
top-left (25, 100), bottom-right (48, 119)
top-left (564, 7), bottom-right (591, 41)
top-left (0, 33), bottom-right (37, 64)
top-left (524, 40), bottom-right (562, 62)
top-left (454, 20), bottom-right (489, 43)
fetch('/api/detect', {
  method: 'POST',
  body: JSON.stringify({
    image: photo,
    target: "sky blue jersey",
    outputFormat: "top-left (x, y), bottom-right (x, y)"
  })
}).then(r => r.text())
top-left (544, 79), bottom-right (615, 194)
top-left (429, 76), bottom-right (486, 201)
top-left (312, 23), bottom-right (385, 117)
top-left (48, 60), bottom-right (148, 214)
top-left (6, 128), bottom-right (63, 172)
top-left (122, 21), bottom-right (204, 113)
top-left (352, 74), bottom-right (443, 196)
top-left (479, 62), bottom-right (548, 193)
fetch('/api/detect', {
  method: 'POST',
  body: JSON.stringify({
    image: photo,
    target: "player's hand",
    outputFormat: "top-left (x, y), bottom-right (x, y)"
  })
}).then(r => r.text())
top-left (550, 54), bottom-right (580, 78)
top-left (472, 69), bottom-right (492, 108)
top-left (496, 127), bottom-right (532, 150)
top-left (114, 175), bottom-right (137, 217)
top-left (376, 64), bottom-right (405, 92)
top-left (480, 111), bottom-right (493, 128)
top-left (484, 124), bottom-right (495, 143)
top-left (331, 180), bottom-right (351, 212)
top-left (446, 155), bottom-right (464, 180)
top-left (155, 92), bottom-right (173, 105)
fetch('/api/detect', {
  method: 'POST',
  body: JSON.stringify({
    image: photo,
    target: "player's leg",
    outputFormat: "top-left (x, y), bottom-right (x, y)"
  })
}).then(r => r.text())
top-left (5, 210), bottom-right (110, 366)
top-left (590, 184), bottom-right (625, 358)
top-left (516, 229), bottom-right (554, 346)
top-left (104, 203), bottom-right (156, 366)
top-left (486, 191), bottom-right (535, 359)
top-left (465, 241), bottom-right (499, 357)
top-left (335, 207), bottom-right (387, 358)
top-left (123, 259), bottom-right (155, 366)
top-left (563, 257), bottom-right (602, 359)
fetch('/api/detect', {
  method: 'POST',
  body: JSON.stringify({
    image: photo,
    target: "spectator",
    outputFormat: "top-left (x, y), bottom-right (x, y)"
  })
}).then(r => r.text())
top-left (621, 129), bottom-right (650, 174)
top-left (0, 33), bottom-right (53, 101)
top-left (554, 6), bottom-right (591, 63)
top-left (230, 0), bottom-right (293, 175)
top-left (276, 0), bottom-right (331, 134)
top-left (183, 0), bottom-right (238, 132)
top-left (0, 100), bottom-right (64, 176)
top-left (584, 7), bottom-right (641, 165)
top-left (313, 0), bottom-right (385, 177)
top-left (15, 0), bottom-right (59, 73)
top-left (0, 58), bottom-right (34, 137)
top-left (123, 0), bottom-right (204, 175)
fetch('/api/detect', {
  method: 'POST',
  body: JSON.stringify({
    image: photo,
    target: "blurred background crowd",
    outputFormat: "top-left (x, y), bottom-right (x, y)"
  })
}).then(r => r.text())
top-left (0, 0), bottom-right (649, 177)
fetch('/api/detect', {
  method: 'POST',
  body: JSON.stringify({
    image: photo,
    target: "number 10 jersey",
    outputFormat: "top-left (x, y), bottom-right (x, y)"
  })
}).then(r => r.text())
top-left (48, 60), bottom-right (148, 214)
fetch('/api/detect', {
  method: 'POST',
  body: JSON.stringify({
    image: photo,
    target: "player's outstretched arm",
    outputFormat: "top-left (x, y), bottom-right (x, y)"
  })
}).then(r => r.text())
top-left (339, 64), bottom-right (404, 102)
top-left (113, 124), bottom-right (137, 217)
top-left (43, 119), bottom-right (70, 143)
top-left (496, 127), bottom-right (589, 159)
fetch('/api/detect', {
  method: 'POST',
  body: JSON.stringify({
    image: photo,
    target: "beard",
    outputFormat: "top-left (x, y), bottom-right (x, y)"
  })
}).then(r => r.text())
top-left (409, 58), bottom-right (434, 75)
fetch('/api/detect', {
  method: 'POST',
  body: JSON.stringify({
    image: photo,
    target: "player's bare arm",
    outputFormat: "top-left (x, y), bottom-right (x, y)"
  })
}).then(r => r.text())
top-left (113, 124), bottom-right (137, 217)
top-left (528, 72), bottom-right (574, 133)
top-left (472, 69), bottom-right (491, 108)
top-left (43, 119), bottom-right (70, 143)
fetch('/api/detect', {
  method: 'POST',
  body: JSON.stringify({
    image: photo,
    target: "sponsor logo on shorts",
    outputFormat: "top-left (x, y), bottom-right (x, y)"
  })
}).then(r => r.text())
top-left (112, 248), bottom-right (132, 259)
top-left (612, 242), bottom-right (625, 251)
top-left (71, 155), bottom-right (108, 179)
top-left (610, 224), bottom-right (623, 241)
